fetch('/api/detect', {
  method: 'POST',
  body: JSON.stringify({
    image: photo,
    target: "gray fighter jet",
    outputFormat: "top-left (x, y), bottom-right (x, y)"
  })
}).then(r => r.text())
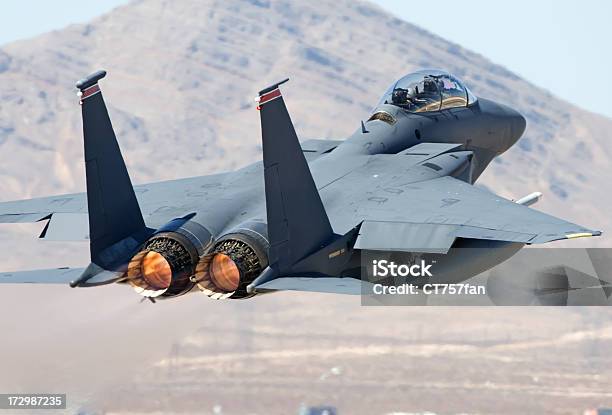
top-left (0, 69), bottom-right (601, 299)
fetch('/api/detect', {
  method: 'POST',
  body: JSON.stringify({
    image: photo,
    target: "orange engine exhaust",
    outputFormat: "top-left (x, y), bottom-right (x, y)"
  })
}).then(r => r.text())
top-left (192, 234), bottom-right (268, 300)
top-left (209, 253), bottom-right (241, 292)
top-left (141, 251), bottom-right (172, 290)
top-left (127, 234), bottom-right (198, 298)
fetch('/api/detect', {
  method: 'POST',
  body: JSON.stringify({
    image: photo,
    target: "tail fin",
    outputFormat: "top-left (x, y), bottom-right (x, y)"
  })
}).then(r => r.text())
top-left (257, 79), bottom-right (334, 272)
top-left (76, 70), bottom-right (146, 264)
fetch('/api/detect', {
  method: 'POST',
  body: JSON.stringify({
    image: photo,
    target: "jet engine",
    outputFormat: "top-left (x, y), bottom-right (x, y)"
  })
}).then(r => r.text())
top-left (126, 220), bottom-right (212, 298)
top-left (192, 222), bottom-right (269, 299)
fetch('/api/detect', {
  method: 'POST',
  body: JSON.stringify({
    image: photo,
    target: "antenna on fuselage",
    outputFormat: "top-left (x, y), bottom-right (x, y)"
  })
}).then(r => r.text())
top-left (361, 120), bottom-right (369, 134)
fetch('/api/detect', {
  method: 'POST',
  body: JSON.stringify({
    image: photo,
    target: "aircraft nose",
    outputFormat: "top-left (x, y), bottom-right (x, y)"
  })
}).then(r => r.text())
top-left (509, 108), bottom-right (527, 141)
top-left (497, 104), bottom-right (526, 150)
top-left (478, 98), bottom-right (526, 148)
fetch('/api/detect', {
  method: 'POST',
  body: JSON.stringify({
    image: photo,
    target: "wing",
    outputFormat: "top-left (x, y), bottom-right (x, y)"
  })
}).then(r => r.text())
top-left (321, 148), bottom-right (601, 253)
top-left (0, 173), bottom-right (231, 239)
top-left (0, 137), bottom-right (337, 239)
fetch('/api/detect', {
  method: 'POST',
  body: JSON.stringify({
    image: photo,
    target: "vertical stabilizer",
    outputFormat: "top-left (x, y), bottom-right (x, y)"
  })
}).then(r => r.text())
top-left (76, 70), bottom-right (146, 264)
top-left (257, 80), bottom-right (334, 272)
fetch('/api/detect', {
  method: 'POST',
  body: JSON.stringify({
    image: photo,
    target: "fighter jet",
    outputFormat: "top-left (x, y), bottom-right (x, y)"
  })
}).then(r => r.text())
top-left (0, 69), bottom-right (601, 299)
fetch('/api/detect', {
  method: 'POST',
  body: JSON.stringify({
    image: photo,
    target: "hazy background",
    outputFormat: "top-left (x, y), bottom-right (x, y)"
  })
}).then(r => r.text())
top-left (0, 0), bottom-right (611, 414)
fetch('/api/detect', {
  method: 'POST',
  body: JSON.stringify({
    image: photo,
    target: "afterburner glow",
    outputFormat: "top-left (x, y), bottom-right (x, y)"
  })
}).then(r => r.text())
top-left (141, 251), bottom-right (172, 290)
top-left (209, 253), bottom-right (241, 292)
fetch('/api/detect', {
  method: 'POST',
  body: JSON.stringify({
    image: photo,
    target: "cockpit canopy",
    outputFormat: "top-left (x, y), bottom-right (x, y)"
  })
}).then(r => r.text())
top-left (377, 69), bottom-right (477, 113)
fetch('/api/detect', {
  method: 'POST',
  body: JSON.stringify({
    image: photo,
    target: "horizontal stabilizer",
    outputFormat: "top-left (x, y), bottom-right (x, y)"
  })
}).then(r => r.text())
top-left (0, 267), bottom-right (84, 284)
top-left (255, 277), bottom-right (367, 295)
top-left (0, 264), bottom-right (121, 286)
top-left (356, 222), bottom-right (457, 254)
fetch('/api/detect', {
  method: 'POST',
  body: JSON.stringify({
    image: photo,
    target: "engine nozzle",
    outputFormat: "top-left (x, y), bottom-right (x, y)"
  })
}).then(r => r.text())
top-left (127, 233), bottom-right (199, 298)
top-left (193, 231), bottom-right (268, 299)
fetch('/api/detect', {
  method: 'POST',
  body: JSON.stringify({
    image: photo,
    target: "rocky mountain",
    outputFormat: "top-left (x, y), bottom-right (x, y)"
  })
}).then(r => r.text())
top-left (0, 0), bottom-right (610, 270)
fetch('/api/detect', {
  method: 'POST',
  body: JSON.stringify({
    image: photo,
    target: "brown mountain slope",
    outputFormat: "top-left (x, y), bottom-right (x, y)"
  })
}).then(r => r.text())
top-left (0, 0), bottom-right (610, 268)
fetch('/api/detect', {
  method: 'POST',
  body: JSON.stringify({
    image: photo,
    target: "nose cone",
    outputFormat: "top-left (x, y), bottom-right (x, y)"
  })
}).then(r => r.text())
top-left (478, 98), bottom-right (526, 151)
top-left (508, 107), bottom-right (527, 143)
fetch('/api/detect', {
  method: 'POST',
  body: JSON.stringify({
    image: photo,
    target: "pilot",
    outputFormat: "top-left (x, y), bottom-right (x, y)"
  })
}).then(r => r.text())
top-left (391, 87), bottom-right (410, 105)
top-left (423, 78), bottom-right (439, 94)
